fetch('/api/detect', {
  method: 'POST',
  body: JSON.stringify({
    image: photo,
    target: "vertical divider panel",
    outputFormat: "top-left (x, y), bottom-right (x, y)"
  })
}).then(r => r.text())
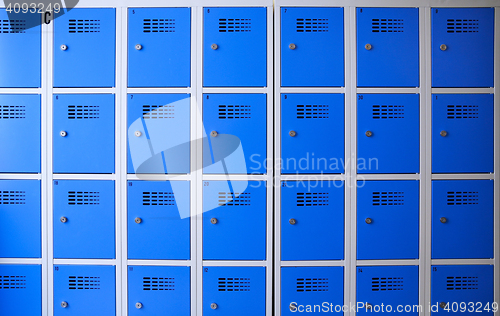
top-left (494, 7), bottom-right (500, 316)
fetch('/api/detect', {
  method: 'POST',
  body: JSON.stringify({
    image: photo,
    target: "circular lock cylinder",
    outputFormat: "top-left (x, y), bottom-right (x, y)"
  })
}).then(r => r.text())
top-left (289, 43), bottom-right (296, 50)
top-left (210, 131), bottom-right (218, 137)
top-left (135, 302), bottom-right (143, 309)
top-left (365, 43), bottom-right (372, 50)
top-left (211, 43), bottom-right (218, 50)
top-left (210, 218), bottom-right (218, 224)
top-left (60, 131), bottom-right (67, 137)
top-left (211, 303), bottom-right (218, 310)
top-left (440, 130), bottom-right (448, 137)
top-left (135, 44), bottom-right (142, 50)
top-left (135, 217), bottom-right (142, 224)
top-left (60, 216), bottom-right (68, 223)
top-left (61, 301), bottom-right (68, 308)
top-left (134, 131), bottom-right (142, 137)
top-left (365, 218), bottom-right (373, 224)
top-left (365, 131), bottom-right (373, 137)
top-left (289, 130), bottom-right (296, 137)
top-left (440, 44), bottom-right (447, 51)
top-left (289, 218), bottom-right (297, 225)
top-left (60, 44), bottom-right (68, 51)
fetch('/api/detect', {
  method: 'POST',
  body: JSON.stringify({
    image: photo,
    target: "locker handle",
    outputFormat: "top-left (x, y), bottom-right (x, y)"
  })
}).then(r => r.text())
top-left (440, 44), bottom-right (447, 51)
top-left (61, 301), bottom-right (68, 308)
top-left (211, 303), bottom-right (218, 310)
top-left (365, 218), bottom-right (372, 224)
top-left (135, 302), bottom-right (143, 309)
top-left (440, 217), bottom-right (447, 224)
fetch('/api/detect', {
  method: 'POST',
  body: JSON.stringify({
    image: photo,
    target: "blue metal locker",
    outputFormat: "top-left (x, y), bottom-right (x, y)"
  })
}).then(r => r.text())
top-left (203, 7), bottom-right (267, 87)
top-left (54, 8), bottom-right (116, 87)
top-left (357, 266), bottom-right (419, 316)
top-left (203, 94), bottom-right (267, 174)
top-left (128, 8), bottom-right (191, 87)
top-left (53, 94), bottom-right (115, 174)
top-left (203, 266), bottom-right (265, 315)
top-left (0, 94), bottom-right (41, 173)
top-left (357, 94), bottom-right (419, 174)
top-left (203, 181), bottom-right (266, 260)
top-left (128, 266), bottom-right (190, 315)
top-left (281, 267), bottom-right (343, 315)
top-left (281, 7), bottom-right (344, 87)
top-left (54, 265), bottom-right (115, 316)
top-left (0, 11), bottom-right (41, 88)
top-left (281, 181), bottom-right (344, 261)
top-left (127, 180), bottom-right (190, 260)
top-left (432, 94), bottom-right (493, 173)
top-left (0, 180), bottom-right (41, 258)
top-left (0, 264), bottom-right (42, 316)
top-left (431, 265), bottom-right (493, 316)
top-left (357, 8), bottom-right (419, 87)
top-left (127, 94), bottom-right (190, 174)
top-left (281, 94), bottom-right (344, 174)
top-left (432, 180), bottom-right (493, 259)
top-left (357, 181), bottom-right (419, 260)
top-left (432, 8), bottom-right (494, 88)
top-left (53, 180), bottom-right (115, 259)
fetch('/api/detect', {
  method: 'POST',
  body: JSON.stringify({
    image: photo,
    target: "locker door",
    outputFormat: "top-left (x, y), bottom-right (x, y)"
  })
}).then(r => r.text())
top-left (432, 94), bottom-right (493, 173)
top-left (203, 267), bottom-right (265, 316)
top-left (281, 181), bottom-right (344, 261)
top-left (128, 8), bottom-right (191, 87)
top-left (54, 265), bottom-right (115, 316)
top-left (432, 8), bottom-right (494, 87)
top-left (203, 181), bottom-right (266, 260)
top-left (127, 94), bottom-right (190, 174)
top-left (281, 94), bottom-right (344, 174)
top-left (53, 180), bottom-right (115, 259)
top-left (432, 180), bottom-right (493, 259)
top-left (203, 7), bottom-right (267, 87)
top-left (431, 265), bottom-right (493, 316)
top-left (0, 11), bottom-right (41, 87)
top-left (0, 264), bottom-right (41, 316)
top-left (357, 8), bottom-right (419, 87)
top-left (357, 94), bottom-right (419, 174)
top-left (0, 94), bottom-right (41, 173)
top-left (281, 7), bottom-right (344, 87)
top-left (53, 94), bottom-right (115, 174)
top-left (0, 180), bottom-right (41, 258)
top-left (127, 180), bottom-right (190, 260)
top-left (203, 94), bottom-right (267, 174)
top-left (281, 267), bottom-right (343, 315)
top-left (128, 266), bottom-right (190, 315)
top-left (54, 8), bottom-right (116, 87)
top-left (357, 181), bottom-right (419, 260)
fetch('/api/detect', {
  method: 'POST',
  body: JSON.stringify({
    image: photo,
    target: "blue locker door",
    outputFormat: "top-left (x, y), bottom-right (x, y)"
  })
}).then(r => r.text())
top-left (432, 8), bottom-right (494, 88)
top-left (281, 7), bottom-right (344, 87)
top-left (203, 267), bottom-right (265, 316)
top-left (203, 7), bottom-right (267, 87)
top-left (53, 180), bottom-right (115, 259)
top-left (357, 94), bottom-right (419, 174)
top-left (203, 181), bottom-right (266, 260)
top-left (0, 264), bottom-right (42, 316)
top-left (127, 94), bottom-right (190, 174)
top-left (127, 180), bottom-right (190, 260)
top-left (53, 94), bottom-right (115, 174)
top-left (54, 265), bottom-right (115, 316)
top-left (54, 8), bottom-right (116, 87)
top-left (281, 94), bottom-right (344, 174)
top-left (0, 94), bottom-right (41, 173)
top-left (432, 94), bottom-right (493, 173)
top-left (0, 11), bottom-right (41, 87)
top-left (128, 8), bottom-right (191, 87)
top-left (432, 180), bottom-right (493, 259)
top-left (281, 181), bottom-right (344, 261)
top-left (128, 266), bottom-right (190, 315)
top-left (0, 180), bottom-right (41, 258)
top-left (357, 8), bottom-right (419, 87)
top-left (431, 265), bottom-right (493, 316)
top-left (357, 266), bottom-right (419, 316)
top-left (203, 94), bottom-right (267, 174)
top-left (357, 181), bottom-right (419, 260)
top-left (282, 267), bottom-right (343, 315)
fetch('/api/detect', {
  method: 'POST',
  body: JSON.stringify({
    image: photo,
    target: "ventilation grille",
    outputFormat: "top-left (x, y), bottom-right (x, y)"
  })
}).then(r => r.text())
top-left (297, 105), bottom-right (329, 119)
top-left (372, 18), bottom-right (404, 32)
top-left (1, 105), bottom-right (26, 119)
top-left (297, 278), bottom-right (329, 292)
top-left (68, 191), bottom-right (100, 205)
top-left (447, 19), bottom-right (478, 33)
top-left (143, 277), bottom-right (175, 290)
top-left (297, 192), bottom-right (329, 206)
top-left (69, 276), bottom-right (100, 290)
top-left (0, 276), bottom-right (26, 289)
top-left (447, 192), bottom-right (478, 206)
top-left (218, 192), bottom-right (250, 206)
top-left (0, 19), bottom-right (26, 33)
top-left (218, 18), bottom-right (251, 32)
top-left (372, 277), bottom-right (403, 291)
top-left (296, 18), bottom-right (329, 32)
top-left (142, 105), bottom-right (174, 119)
top-left (372, 105), bottom-right (404, 119)
top-left (0, 191), bottom-right (26, 205)
top-left (372, 192), bottom-right (404, 206)
top-left (68, 105), bottom-right (99, 119)
top-left (143, 19), bottom-right (175, 33)
top-left (446, 276), bottom-right (478, 290)
top-left (218, 105), bottom-right (251, 119)
top-left (143, 192), bottom-right (175, 206)
top-left (218, 278), bottom-right (250, 291)
top-left (69, 19), bottom-right (101, 33)
top-left (447, 105), bottom-right (479, 119)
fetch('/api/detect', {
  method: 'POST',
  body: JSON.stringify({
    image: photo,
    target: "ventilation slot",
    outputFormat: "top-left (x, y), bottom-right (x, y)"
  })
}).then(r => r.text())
top-left (218, 278), bottom-right (250, 291)
top-left (143, 19), bottom-right (175, 33)
top-left (447, 192), bottom-right (479, 206)
top-left (143, 277), bottom-right (175, 290)
top-left (372, 192), bottom-right (404, 206)
top-left (0, 19), bottom-right (26, 33)
top-left (0, 191), bottom-right (26, 205)
top-left (0, 276), bottom-right (26, 289)
top-left (1, 105), bottom-right (26, 119)
top-left (372, 105), bottom-right (404, 119)
top-left (69, 19), bottom-right (101, 33)
top-left (297, 193), bottom-right (329, 206)
top-left (446, 276), bottom-right (479, 290)
top-left (69, 276), bottom-right (100, 290)
top-left (142, 192), bottom-right (175, 206)
top-left (297, 105), bottom-right (329, 119)
top-left (218, 105), bottom-right (251, 119)
top-left (142, 105), bottom-right (175, 119)
top-left (296, 18), bottom-right (329, 32)
top-left (372, 19), bottom-right (404, 32)
top-left (446, 19), bottom-right (479, 33)
top-left (68, 105), bottom-right (99, 119)
top-left (372, 277), bottom-right (403, 291)
top-left (68, 191), bottom-right (100, 205)
top-left (218, 192), bottom-right (251, 206)
top-left (447, 105), bottom-right (479, 119)
top-left (218, 18), bottom-right (251, 32)
top-left (296, 278), bottom-right (329, 292)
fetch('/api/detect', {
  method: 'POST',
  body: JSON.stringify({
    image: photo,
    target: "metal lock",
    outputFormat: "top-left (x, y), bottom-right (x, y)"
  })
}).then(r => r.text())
top-left (365, 303), bottom-right (373, 310)
top-left (135, 217), bottom-right (142, 224)
top-left (134, 131), bottom-right (142, 137)
top-left (365, 131), bottom-right (373, 137)
top-left (289, 130), bottom-right (296, 137)
top-left (440, 217), bottom-right (447, 224)
top-left (289, 218), bottom-right (297, 225)
top-left (60, 44), bottom-right (68, 51)
top-left (365, 43), bottom-right (372, 50)
top-left (135, 44), bottom-right (142, 50)
top-left (440, 130), bottom-right (448, 137)
top-left (440, 44), bottom-right (447, 51)
top-left (289, 43), bottom-right (296, 50)
top-left (61, 301), bottom-right (68, 308)
top-left (60, 216), bottom-right (68, 223)
top-left (210, 131), bottom-right (218, 137)
top-left (290, 303), bottom-right (297, 311)
top-left (211, 43), bottom-right (218, 50)
top-left (439, 302), bottom-right (447, 309)
top-left (211, 303), bottom-right (218, 310)
top-left (135, 302), bottom-right (143, 309)
top-left (210, 218), bottom-right (218, 224)
top-left (60, 131), bottom-right (67, 137)
top-left (365, 218), bottom-right (373, 224)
